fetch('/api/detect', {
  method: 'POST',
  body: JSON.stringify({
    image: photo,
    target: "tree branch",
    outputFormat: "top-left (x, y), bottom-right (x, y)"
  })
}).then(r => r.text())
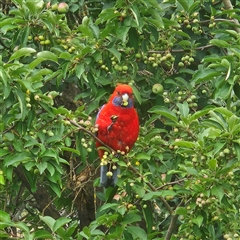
top-left (222, 0), bottom-right (240, 33)
top-left (66, 117), bottom-right (174, 215)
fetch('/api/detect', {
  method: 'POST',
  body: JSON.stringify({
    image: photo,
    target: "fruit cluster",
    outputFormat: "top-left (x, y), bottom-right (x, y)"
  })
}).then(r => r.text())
top-left (48, 2), bottom-right (69, 14)
top-left (163, 90), bottom-right (198, 110)
top-left (176, 11), bottom-right (203, 35)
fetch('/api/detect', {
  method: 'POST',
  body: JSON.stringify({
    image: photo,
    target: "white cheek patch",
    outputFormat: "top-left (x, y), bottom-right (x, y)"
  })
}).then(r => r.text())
top-left (122, 93), bottom-right (129, 106)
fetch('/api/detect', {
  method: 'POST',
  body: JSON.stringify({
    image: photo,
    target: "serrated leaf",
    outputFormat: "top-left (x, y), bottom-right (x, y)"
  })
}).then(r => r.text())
top-left (9, 47), bottom-right (36, 61)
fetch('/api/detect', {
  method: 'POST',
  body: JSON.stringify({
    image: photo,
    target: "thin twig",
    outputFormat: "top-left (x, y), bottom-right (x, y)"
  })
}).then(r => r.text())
top-left (156, 178), bottom-right (186, 190)
top-left (148, 44), bottom-right (214, 54)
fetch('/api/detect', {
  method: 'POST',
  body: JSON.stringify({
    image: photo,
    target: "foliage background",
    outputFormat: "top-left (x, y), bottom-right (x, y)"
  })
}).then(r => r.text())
top-left (1, 0), bottom-right (240, 239)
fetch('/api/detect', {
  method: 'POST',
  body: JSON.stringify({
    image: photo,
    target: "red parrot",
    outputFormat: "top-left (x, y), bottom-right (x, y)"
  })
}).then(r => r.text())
top-left (95, 84), bottom-right (139, 187)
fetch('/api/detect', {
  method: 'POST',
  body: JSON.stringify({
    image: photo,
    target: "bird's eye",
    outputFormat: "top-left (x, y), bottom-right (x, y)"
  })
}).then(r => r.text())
top-left (117, 91), bottom-right (121, 95)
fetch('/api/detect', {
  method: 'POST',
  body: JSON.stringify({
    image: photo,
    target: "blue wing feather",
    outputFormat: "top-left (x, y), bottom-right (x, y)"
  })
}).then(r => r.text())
top-left (96, 104), bottom-right (105, 122)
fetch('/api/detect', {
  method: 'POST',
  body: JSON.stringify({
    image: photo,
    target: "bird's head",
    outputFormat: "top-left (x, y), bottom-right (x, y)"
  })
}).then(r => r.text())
top-left (110, 84), bottom-right (134, 108)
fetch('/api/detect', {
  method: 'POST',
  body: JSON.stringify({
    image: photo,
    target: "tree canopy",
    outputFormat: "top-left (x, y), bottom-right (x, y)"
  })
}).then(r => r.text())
top-left (1, 0), bottom-right (240, 239)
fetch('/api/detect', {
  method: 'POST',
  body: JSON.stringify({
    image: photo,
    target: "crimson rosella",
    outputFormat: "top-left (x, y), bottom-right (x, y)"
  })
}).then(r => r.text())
top-left (96, 84), bottom-right (139, 187)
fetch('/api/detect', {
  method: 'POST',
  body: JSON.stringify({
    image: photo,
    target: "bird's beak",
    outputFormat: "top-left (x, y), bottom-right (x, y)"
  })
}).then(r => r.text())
top-left (121, 93), bottom-right (129, 106)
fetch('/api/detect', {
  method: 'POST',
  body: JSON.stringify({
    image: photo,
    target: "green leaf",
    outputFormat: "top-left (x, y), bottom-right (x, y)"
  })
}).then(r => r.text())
top-left (122, 213), bottom-right (141, 224)
top-left (185, 167), bottom-right (199, 176)
top-left (14, 222), bottom-right (29, 233)
top-left (148, 0), bottom-right (162, 11)
top-left (14, 87), bottom-right (27, 120)
top-left (34, 230), bottom-right (53, 239)
top-left (0, 210), bottom-right (11, 222)
top-left (78, 25), bottom-right (93, 37)
top-left (192, 215), bottom-right (203, 227)
top-left (173, 140), bottom-right (196, 148)
top-left (177, 0), bottom-right (189, 11)
top-left (192, 69), bottom-right (219, 84)
top-left (143, 190), bottom-right (175, 200)
top-left (130, 5), bottom-right (141, 26)
top-left (0, 66), bottom-right (8, 86)
top-left (9, 47), bottom-right (36, 61)
top-left (148, 106), bottom-right (178, 122)
top-left (207, 159), bottom-right (217, 171)
top-left (37, 161), bottom-right (48, 174)
top-left (132, 85), bottom-right (142, 104)
top-left (39, 216), bottom-right (55, 231)
top-left (65, 221), bottom-right (78, 237)
top-left (36, 51), bottom-right (58, 63)
top-left (135, 153), bottom-right (151, 161)
top-left (175, 207), bottom-right (188, 216)
top-left (99, 203), bottom-right (119, 212)
top-left (211, 185), bottom-right (224, 202)
top-left (116, 26), bottom-right (130, 43)
top-left (61, 147), bottom-right (80, 155)
top-left (107, 47), bottom-right (121, 62)
top-left (209, 39), bottom-right (230, 48)
top-left (76, 64), bottom-right (85, 79)
top-left (127, 226), bottom-right (147, 239)
top-left (53, 217), bottom-right (71, 232)
top-left (177, 101), bottom-right (189, 117)
top-left (17, 79), bottom-right (35, 92)
top-left (4, 152), bottom-right (31, 167)
top-left (213, 107), bottom-right (233, 118)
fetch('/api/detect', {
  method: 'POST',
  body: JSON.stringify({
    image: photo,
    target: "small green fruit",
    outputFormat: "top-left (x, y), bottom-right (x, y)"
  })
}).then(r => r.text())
top-left (51, 3), bottom-right (58, 11)
top-left (38, 35), bottom-right (44, 41)
top-left (122, 65), bottom-right (128, 71)
top-left (58, 2), bottom-right (69, 13)
top-left (152, 83), bottom-right (164, 94)
top-left (106, 171), bottom-right (113, 177)
top-left (44, 40), bottom-right (50, 45)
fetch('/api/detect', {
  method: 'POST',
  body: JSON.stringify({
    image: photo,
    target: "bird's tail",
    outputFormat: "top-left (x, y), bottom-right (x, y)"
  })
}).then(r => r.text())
top-left (100, 165), bottom-right (120, 188)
